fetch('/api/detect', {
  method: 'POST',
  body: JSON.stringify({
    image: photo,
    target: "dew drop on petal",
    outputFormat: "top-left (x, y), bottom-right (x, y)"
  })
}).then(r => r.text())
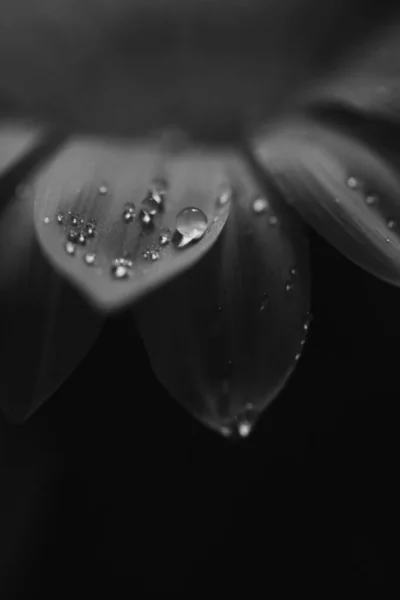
top-left (290, 267), bottom-right (297, 277)
top-left (83, 252), bottom-right (96, 266)
top-left (69, 213), bottom-right (81, 227)
top-left (176, 207), bottom-right (208, 242)
top-left (139, 209), bottom-right (154, 229)
top-left (99, 185), bottom-right (108, 195)
top-left (216, 188), bottom-right (233, 209)
top-left (122, 202), bottom-right (136, 223)
top-left (76, 232), bottom-right (87, 246)
top-left (111, 263), bottom-right (130, 280)
top-left (387, 219), bottom-right (397, 230)
top-left (67, 230), bottom-right (79, 243)
top-left (64, 241), bottom-right (76, 256)
top-left (268, 215), bottom-right (278, 226)
top-left (347, 176), bottom-right (360, 189)
top-left (238, 420), bottom-right (252, 438)
top-left (365, 193), bottom-right (379, 206)
top-left (56, 212), bottom-right (65, 225)
top-left (252, 197), bottom-right (269, 214)
top-left (43, 217), bottom-right (50, 224)
top-left (85, 225), bottom-right (96, 238)
top-left (285, 281), bottom-right (294, 292)
top-left (159, 228), bottom-right (172, 246)
top-left (295, 352), bottom-right (301, 361)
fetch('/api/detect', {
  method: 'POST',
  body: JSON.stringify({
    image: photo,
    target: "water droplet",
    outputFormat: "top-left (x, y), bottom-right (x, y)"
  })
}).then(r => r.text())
top-left (67, 230), bottom-right (79, 243)
top-left (365, 193), bottom-right (379, 206)
top-left (252, 197), bottom-right (268, 214)
top-left (69, 213), bottom-right (81, 227)
top-left (388, 219), bottom-right (397, 230)
top-left (260, 293), bottom-right (269, 311)
top-left (111, 263), bottom-right (130, 280)
top-left (300, 339), bottom-right (306, 346)
top-left (238, 420), bottom-right (252, 438)
top-left (76, 232), bottom-right (87, 246)
top-left (159, 228), bottom-right (172, 246)
top-left (83, 252), bottom-right (96, 266)
top-left (99, 185), bottom-right (108, 195)
top-left (64, 241), bottom-right (76, 256)
top-left (85, 225), bottom-right (96, 238)
top-left (142, 195), bottom-right (160, 216)
top-left (347, 176), bottom-right (360, 189)
top-left (122, 202), bottom-right (136, 223)
top-left (216, 188), bottom-right (233, 208)
top-left (386, 237), bottom-right (390, 243)
top-left (139, 209), bottom-right (154, 229)
top-left (268, 215), bottom-right (278, 226)
top-left (43, 217), bottom-right (50, 224)
top-left (175, 207), bottom-right (208, 243)
top-left (285, 281), bottom-right (294, 292)
top-left (143, 249), bottom-right (160, 261)
top-left (113, 257), bottom-right (133, 269)
top-left (56, 212), bottom-right (64, 225)
top-left (290, 267), bottom-right (297, 277)
top-left (295, 352), bottom-right (301, 361)
top-left (216, 305), bottom-right (223, 312)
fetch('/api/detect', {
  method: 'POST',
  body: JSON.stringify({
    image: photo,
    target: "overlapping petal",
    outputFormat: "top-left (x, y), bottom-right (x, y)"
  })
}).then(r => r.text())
top-left (0, 132), bottom-right (103, 423)
top-left (253, 117), bottom-right (400, 287)
top-left (135, 153), bottom-right (310, 437)
top-left (31, 134), bottom-right (231, 311)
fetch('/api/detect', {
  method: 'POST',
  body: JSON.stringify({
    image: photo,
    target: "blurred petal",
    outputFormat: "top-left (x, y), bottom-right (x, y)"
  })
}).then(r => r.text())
top-left (0, 1), bottom-right (396, 139)
top-left (306, 22), bottom-right (400, 119)
top-left (135, 155), bottom-right (310, 437)
top-left (0, 122), bottom-right (40, 173)
top-left (32, 134), bottom-right (231, 311)
top-left (0, 164), bottom-right (103, 423)
top-left (253, 117), bottom-right (400, 286)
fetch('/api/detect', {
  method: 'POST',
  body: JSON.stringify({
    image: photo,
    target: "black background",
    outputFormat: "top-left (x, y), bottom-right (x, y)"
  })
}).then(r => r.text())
top-left (0, 228), bottom-right (396, 596)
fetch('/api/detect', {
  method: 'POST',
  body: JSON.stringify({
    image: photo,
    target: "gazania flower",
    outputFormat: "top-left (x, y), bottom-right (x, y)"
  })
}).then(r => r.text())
top-left (1, 3), bottom-right (400, 437)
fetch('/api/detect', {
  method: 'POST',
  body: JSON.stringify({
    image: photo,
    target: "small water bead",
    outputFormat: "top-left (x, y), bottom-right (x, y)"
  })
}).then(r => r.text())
top-left (268, 215), bottom-right (278, 226)
top-left (64, 241), bottom-right (76, 256)
top-left (347, 176), bottom-right (360, 189)
top-left (142, 195), bottom-right (160, 216)
top-left (76, 232), bottom-right (87, 246)
top-left (69, 213), bottom-right (81, 227)
top-left (85, 225), bottom-right (96, 238)
top-left (175, 207), bottom-right (208, 242)
top-left (387, 219), bottom-right (397, 230)
top-left (68, 230), bottom-right (79, 243)
top-left (238, 420), bottom-right (252, 438)
top-left (140, 209), bottom-right (154, 229)
top-left (83, 252), bottom-right (96, 266)
top-left (216, 188), bottom-right (233, 209)
top-left (216, 305), bottom-right (223, 312)
top-left (252, 197), bottom-right (269, 214)
top-left (56, 212), bottom-right (65, 225)
top-left (159, 228), bottom-right (172, 246)
top-left (285, 281), bottom-right (294, 292)
top-left (290, 267), bottom-right (297, 277)
top-left (99, 185), bottom-right (108, 195)
top-left (43, 217), bottom-right (50, 224)
top-left (111, 263), bottom-right (130, 280)
top-left (300, 339), bottom-right (306, 346)
top-left (365, 193), bottom-right (379, 206)
top-left (122, 202), bottom-right (136, 223)
top-left (295, 352), bottom-right (301, 361)
top-left (113, 257), bottom-right (133, 269)
top-left (143, 249), bottom-right (160, 261)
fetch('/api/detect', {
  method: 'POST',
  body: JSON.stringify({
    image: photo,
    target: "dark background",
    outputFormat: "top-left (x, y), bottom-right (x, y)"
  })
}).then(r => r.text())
top-left (0, 228), bottom-right (396, 596)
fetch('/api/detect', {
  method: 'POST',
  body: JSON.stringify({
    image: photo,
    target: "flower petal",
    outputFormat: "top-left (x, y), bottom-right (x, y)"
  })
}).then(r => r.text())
top-left (32, 134), bottom-right (231, 311)
top-left (306, 22), bottom-right (400, 119)
top-left (0, 168), bottom-right (103, 423)
top-left (134, 155), bottom-right (310, 437)
top-left (253, 117), bottom-right (400, 286)
top-left (0, 122), bottom-right (41, 173)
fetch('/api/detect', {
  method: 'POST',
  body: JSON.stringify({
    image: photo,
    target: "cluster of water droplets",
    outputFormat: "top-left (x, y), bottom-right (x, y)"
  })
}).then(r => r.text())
top-left (252, 195), bottom-right (279, 226)
top-left (346, 175), bottom-right (398, 241)
top-left (48, 207), bottom-right (98, 263)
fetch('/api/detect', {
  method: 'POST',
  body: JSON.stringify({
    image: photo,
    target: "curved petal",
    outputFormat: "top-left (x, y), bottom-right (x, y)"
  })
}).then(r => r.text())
top-left (0, 122), bottom-right (41, 175)
top-left (0, 166), bottom-right (104, 424)
top-left (134, 153), bottom-right (311, 437)
top-left (305, 22), bottom-right (400, 119)
top-left (252, 117), bottom-right (400, 287)
top-left (31, 134), bottom-right (231, 311)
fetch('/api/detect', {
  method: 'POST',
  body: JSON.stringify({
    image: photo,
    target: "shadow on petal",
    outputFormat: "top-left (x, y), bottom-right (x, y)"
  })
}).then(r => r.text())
top-left (134, 154), bottom-right (310, 438)
top-left (253, 117), bottom-right (400, 287)
top-left (0, 174), bottom-right (103, 424)
top-left (32, 133), bottom-right (232, 311)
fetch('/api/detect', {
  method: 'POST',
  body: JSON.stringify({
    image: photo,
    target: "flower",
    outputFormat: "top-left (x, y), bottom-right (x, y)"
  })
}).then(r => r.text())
top-left (1, 9), bottom-right (400, 436)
